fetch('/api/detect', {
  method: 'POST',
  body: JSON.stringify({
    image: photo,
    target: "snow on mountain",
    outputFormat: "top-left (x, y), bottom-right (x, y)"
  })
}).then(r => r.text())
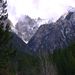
top-left (35, 17), bottom-right (50, 27)
top-left (28, 11), bottom-right (75, 53)
top-left (15, 15), bottom-right (50, 43)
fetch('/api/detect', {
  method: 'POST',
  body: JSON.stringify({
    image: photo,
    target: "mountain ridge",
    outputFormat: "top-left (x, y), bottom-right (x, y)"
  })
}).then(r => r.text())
top-left (28, 11), bottom-right (75, 54)
top-left (15, 15), bottom-right (50, 43)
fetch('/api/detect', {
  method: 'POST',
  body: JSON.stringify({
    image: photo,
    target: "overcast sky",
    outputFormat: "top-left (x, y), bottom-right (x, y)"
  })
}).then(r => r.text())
top-left (7, 0), bottom-right (75, 26)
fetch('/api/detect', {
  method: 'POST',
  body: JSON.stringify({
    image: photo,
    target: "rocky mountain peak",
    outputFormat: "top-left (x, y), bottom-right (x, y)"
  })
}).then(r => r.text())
top-left (28, 11), bottom-right (75, 54)
top-left (15, 15), bottom-right (50, 43)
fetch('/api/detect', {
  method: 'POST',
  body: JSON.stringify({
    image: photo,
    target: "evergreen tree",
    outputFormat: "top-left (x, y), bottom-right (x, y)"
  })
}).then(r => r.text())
top-left (0, 1), bottom-right (16, 75)
top-left (0, 0), bottom-right (8, 30)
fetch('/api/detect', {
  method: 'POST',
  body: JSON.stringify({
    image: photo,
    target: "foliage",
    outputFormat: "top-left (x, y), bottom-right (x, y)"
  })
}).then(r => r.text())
top-left (53, 42), bottom-right (75, 75)
top-left (16, 51), bottom-right (42, 75)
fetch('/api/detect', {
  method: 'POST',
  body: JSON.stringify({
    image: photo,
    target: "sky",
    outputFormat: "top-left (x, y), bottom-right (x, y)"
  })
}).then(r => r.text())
top-left (7, 0), bottom-right (75, 26)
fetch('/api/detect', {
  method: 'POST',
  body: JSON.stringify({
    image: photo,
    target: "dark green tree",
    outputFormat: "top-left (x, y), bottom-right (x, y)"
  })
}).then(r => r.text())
top-left (0, 0), bottom-right (8, 30)
top-left (0, 1), bottom-right (16, 75)
top-left (53, 42), bottom-right (75, 75)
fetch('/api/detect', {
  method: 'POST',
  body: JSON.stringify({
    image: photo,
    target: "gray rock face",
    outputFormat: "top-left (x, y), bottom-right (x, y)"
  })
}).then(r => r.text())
top-left (15, 15), bottom-right (38, 43)
top-left (15, 16), bottom-right (50, 43)
top-left (28, 11), bottom-right (75, 54)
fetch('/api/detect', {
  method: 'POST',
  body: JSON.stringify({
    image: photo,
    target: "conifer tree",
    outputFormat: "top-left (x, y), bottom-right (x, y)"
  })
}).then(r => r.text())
top-left (0, 0), bottom-right (8, 30)
top-left (0, 1), bottom-right (16, 75)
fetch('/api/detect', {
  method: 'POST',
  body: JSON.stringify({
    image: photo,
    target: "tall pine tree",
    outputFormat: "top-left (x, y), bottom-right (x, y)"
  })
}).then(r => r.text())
top-left (0, 1), bottom-right (16, 75)
top-left (0, 0), bottom-right (8, 30)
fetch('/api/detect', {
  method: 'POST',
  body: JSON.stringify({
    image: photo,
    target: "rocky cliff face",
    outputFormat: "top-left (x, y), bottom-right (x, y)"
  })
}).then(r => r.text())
top-left (28, 11), bottom-right (75, 54)
top-left (15, 15), bottom-right (38, 43)
top-left (15, 16), bottom-right (49, 43)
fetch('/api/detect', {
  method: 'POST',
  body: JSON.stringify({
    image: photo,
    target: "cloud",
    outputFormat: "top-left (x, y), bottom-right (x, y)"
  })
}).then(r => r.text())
top-left (7, 0), bottom-right (75, 25)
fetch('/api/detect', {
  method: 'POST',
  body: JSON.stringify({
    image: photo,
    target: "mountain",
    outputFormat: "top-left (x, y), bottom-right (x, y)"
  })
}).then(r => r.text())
top-left (15, 15), bottom-right (49, 43)
top-left (1, 12), bottom-right (75, 75)
top-left (10, 32), bottom-right (29, 53)
top-left (15, 15), bottom-right (38, 43)
top-left (0, 26), bottom-right (38, 75)
top-left (28, 11), bottom-right (75, 54)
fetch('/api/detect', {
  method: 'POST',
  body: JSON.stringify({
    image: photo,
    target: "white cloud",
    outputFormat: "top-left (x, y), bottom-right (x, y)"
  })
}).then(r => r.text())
top-left (7, 0), bottom-right (75, 26)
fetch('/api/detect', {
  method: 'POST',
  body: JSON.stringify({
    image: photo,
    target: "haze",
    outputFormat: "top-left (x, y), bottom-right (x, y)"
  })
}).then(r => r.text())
top-left (7, 0), bottom-right (75, 26)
